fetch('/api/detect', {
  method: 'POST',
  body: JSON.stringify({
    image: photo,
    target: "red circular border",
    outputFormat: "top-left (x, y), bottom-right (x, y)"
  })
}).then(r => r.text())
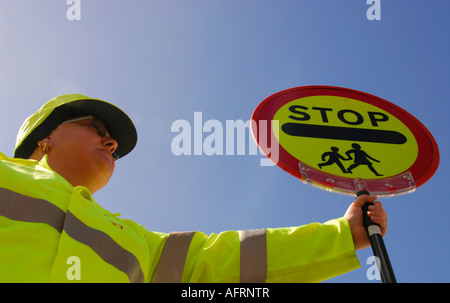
top-left (251, 86), bottom-right (440, 189)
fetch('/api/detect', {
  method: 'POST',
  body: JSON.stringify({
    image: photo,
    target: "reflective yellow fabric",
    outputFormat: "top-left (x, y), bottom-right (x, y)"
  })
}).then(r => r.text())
top-left (0, 153), bottom-right (156, 282)
top-left (180, 220), bottom-right (360, 283)
top-left (266, 219), bottom-right (360, 282)
top-left (0, 152), bottom-right (360, 283)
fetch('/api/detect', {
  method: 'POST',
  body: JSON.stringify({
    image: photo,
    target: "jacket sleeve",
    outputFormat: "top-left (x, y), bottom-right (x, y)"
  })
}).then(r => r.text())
top-left (146, 217), bottom-right (360, 283)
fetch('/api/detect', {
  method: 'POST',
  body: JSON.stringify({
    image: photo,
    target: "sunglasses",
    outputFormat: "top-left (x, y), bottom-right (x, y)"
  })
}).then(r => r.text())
top-left (61, 115), bottom-right (120, 160)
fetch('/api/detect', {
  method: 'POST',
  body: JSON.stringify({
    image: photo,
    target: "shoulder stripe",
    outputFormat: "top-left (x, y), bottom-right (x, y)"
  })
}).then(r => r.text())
top-left (0, 188), bottom-right (145, 283)
top-left (0, 188), bottom-right (65, 232)
top-left (64, 211), bottom-right (146, 283)
top-left (240, 228), bottom-right (267, 283)
top-left (154, 231), bottom-right (196, 283)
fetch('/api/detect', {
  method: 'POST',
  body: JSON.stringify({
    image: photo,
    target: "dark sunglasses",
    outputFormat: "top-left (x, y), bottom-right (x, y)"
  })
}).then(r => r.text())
top-left (61, 115), bottom-right (120, 160)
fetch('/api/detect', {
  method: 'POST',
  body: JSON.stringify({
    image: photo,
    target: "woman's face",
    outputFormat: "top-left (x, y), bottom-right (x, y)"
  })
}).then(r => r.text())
top-left (46, 116), bottom-right (119, 192)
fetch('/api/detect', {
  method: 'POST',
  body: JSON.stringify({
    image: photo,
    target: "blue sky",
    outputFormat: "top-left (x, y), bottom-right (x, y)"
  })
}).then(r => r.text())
top-left (0, 0), bottom-right (448, 283)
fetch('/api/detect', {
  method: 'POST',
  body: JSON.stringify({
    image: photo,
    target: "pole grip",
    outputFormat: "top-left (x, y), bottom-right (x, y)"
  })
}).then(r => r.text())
top-left (356, 190), bottom-right (397, 283)
top-left (357, 190), bottom-right (381, 233)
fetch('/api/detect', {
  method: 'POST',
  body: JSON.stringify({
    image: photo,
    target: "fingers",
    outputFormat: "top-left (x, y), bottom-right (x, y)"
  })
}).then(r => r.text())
top-left (353, 194), bottom-right (378, 207)
top-left (353, 195), bottom-right (388, 236)
top-left (367, 201), bottom-right (388, 236)
top-left (367, 202), bottom-right (387, 222)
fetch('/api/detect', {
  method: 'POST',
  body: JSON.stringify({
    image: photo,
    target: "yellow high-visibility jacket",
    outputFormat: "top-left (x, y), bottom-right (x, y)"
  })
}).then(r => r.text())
top-left (0, 152), bottom-right (360, 283)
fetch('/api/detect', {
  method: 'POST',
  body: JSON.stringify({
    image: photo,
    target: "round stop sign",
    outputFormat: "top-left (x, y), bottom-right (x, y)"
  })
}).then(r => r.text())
top-left (251, 86), bottom-right (439, 196)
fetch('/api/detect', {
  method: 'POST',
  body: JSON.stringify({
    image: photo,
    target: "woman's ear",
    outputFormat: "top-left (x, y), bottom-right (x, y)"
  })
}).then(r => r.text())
top-left (29, 138), bottom-right (54, 160)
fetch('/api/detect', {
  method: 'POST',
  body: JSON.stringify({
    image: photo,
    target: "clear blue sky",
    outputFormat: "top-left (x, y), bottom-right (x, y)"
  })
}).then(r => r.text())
top-left (0, 0), bottom-right (448, 283)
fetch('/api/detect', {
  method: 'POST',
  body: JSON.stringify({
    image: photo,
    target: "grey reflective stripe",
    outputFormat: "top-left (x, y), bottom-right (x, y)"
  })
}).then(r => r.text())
top-left (154, 231), bottom-right (196, 283)
top-left (64, 211), bottom-right (145, 283)
top-left (0, 188), bottom-right (65, 232)
top-left (240, 228), bottom-right (267, 283)
top-left (0, 188), bottom-right (145, 283)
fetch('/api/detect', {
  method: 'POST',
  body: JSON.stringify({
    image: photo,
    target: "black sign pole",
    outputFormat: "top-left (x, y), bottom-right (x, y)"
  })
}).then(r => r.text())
top-left (357, 190), bottom-right (397, 283)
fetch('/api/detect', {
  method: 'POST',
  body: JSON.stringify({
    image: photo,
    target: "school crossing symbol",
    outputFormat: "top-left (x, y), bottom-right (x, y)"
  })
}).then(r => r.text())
top-left (318, 143), bottom-right (383, 177)
top-left (251, 86), bottom-right (439, 196)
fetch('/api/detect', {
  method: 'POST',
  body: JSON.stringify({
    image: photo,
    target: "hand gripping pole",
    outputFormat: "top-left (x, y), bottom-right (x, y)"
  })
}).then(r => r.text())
top-left (357, 190), bottom-right (397, 283)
